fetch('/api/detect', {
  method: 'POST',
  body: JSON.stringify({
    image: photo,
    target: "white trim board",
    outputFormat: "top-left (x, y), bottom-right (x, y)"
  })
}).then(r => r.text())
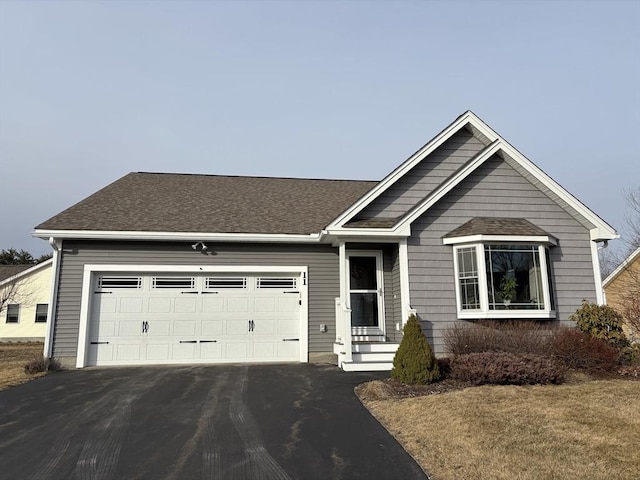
top-left (75, 264), bottom-right (309, 368)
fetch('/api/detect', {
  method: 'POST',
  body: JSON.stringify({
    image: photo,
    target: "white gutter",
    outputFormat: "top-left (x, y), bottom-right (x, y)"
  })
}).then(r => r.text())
top-left (32, 230), bottom-right (323, 243)
top-left (44, 237), bottom-right (61, 359)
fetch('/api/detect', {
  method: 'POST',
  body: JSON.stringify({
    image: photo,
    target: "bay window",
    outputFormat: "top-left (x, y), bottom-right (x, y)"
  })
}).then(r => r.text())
top-left (451, 243), bottom-right (555, 319)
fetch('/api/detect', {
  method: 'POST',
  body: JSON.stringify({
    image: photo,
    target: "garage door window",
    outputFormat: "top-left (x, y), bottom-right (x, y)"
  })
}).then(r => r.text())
top-left (205, 277), bottom-right (247, 289)
top-left (98, 276), bottom-right (142, 289)
top-left (152, 277), bottom-right (195, 289)
top-left (257, 277), bottom-right (297, 289)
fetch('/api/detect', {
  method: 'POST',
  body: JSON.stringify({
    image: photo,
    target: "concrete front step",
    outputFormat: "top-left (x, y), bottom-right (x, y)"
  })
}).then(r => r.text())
top-left (353, 342), bottom-right (400, 353)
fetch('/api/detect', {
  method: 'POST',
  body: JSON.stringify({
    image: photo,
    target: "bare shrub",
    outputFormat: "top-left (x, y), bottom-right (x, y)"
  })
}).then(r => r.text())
top-left (443, 321), bottom-right (553, 356)
top-left (450, 352), bottom-right (564, 385)
top-left (550, 328), bottom-right (619, 372)
top-left (24, 357), bottom-right (60, 375)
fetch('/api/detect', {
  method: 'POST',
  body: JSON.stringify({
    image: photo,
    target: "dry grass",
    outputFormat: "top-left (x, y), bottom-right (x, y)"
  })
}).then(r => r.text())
top-left (361, 379), bottom-right (640, 480)
top-left (0, 342), bottom-right (47, 390)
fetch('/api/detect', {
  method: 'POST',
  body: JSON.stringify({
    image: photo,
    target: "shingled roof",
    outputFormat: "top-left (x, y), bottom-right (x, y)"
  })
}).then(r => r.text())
top-left (35, 173), bottom-right (377, 235)
top-left (444, 217), bottom-right (553, 238)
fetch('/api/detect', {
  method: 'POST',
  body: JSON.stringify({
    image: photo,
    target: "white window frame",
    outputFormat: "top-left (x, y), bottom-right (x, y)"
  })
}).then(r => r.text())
top-left (451, 242), bottom-right (556, 319)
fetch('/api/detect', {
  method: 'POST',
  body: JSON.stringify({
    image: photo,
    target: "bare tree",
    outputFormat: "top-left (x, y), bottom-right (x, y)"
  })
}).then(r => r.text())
top-left (599, 185), bottom-right (640, 279)
top-left (622, 185), bottom-right (640, 254)
top-left (0, 266), bottom-right (36, 314)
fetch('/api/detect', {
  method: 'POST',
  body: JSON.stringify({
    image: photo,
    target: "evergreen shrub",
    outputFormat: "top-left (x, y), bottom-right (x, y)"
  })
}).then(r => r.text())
top-left (391, 315), bottom-right (440, 385)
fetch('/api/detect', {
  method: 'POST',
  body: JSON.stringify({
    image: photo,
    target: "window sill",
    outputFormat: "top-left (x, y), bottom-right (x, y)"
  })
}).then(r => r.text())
top-left (457, 310), bottom-right (556, 320)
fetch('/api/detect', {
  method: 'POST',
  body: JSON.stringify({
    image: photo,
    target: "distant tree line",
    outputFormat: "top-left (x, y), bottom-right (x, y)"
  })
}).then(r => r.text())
top-left (0, 248), bottom-right (52, 265)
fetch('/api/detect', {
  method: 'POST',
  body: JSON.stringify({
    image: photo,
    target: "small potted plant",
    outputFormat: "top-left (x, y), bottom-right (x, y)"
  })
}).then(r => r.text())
top-left (499, 276), bottom-right (518, 307)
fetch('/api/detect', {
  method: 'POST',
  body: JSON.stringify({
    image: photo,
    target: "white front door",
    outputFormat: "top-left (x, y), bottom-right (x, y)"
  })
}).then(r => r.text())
top-left (347, 251), bottom-right (385, 336)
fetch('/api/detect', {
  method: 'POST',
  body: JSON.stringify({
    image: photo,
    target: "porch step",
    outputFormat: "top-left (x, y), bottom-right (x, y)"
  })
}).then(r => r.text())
top-left (341, 360), bottom-right (393, 372)
top-left (335, 341), bottom-right (399, 371)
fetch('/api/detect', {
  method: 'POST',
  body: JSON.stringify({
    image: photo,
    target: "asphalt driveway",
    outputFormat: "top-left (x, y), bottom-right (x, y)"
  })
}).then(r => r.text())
top-left (0, 364), bottom-right (427, 479)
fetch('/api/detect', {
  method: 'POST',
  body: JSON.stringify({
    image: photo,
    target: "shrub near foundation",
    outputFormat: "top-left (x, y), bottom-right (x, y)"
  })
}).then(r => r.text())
top-left (570, 300), bottom-right (629, 349)
top-left (550, 328), bottom-right (619, 372)
top-left (450, 352), bottom-right (564, 385)
top-left (392, 315), bottom-right (440, 385)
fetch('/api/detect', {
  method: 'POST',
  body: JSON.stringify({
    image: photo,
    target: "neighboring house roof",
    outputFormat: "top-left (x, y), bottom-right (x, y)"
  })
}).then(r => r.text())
top-left (603, 246), bottom-right (640, 287)
top-left (0, 259), bottom-right (53, 286)
top-left (444, 217), bottom-right (552, 238)
top-left (0, 265), bottom-right (32, 283)
top-left (327, 111), bottom-right (618, 242)
top-left (35, 173), bottom-right (376, 236)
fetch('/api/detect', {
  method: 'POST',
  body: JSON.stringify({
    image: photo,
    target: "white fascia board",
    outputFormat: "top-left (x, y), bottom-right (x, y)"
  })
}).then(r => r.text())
top-left (603, 246), bottom-right (640, 287)
top-left (0, 258), bottom-right (53, 287)
top-left (327, 111), bottom-right (489, 229)
top-left (32, 229), bottom-right (322, 243)
top-left (443, 234), bottom-right (557, 246)
top-left (496, 142), bottom-right (618, 240)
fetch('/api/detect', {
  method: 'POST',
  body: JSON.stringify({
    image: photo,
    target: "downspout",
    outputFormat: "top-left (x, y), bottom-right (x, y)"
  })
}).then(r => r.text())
top-left (43, 237), bottom-right (61, 359)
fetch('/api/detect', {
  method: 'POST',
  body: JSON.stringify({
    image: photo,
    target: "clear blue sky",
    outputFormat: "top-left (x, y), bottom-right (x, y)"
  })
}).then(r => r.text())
top-left (1, 0), bottom-right (639, 256)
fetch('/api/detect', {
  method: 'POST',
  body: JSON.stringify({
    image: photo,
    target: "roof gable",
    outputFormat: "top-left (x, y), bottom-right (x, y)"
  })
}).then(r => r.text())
top-left (328, 111), bottom-right (618, 242)
top-left (0, 259), bottom-right (53, 286)
top-left (603, 247), bottom-right (640, 287)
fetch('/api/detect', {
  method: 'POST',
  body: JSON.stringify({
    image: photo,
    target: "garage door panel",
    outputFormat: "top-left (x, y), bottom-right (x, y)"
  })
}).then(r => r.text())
top-left (146, 344), bottom-right (170, 361)
top-left (120, 298), bottom-right (144, 313)
top-left (254, 297), bottom-right (276, 312)
top-left (174, 297), bottom-right (197, 313)
top-left (202, 297), bottom-right (224, 312)
top-left (254, 319), bottom-right (275, 335)
top-left (200, 342), bottom-right (222, 359)
top-left (227, 319), bottom-right (250, 335)
top-left (95, 297), bottom-right (117, 313)
top-left (94, 321), bottom-right (116, 337)
top-left (278, 297), bottom-right (299, 312)
top-left (148, 320), bottom-right (170, 336)
top-left (173, 320), bottom-right (196, 336)
top-left (173, 343), bottom-right (197, 360)
top-left (253, 342), bottom-right (275, 359)
top-left (225, 341), bottom-right (249, 358)
top-left (117, 344), bottom-right (141, 361)
top-left (88, 272), bottom-right (302, 366)
top-left (278, 341), bottom-right (299, 359)
top-left (149, 297), bottom-right (171, 313)
top-left (201, 320), bottom-right (223, 335)
top-left (278, 319), bottom-right (299, 336)
top-left (228, 297), bottom-right (250, 312)
top-left (118, 321), bottom-right (142, 337)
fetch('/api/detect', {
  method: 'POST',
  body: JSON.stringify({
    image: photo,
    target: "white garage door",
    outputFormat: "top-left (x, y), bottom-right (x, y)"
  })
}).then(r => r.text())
top-left (87, 272), bottom-right (302, 366)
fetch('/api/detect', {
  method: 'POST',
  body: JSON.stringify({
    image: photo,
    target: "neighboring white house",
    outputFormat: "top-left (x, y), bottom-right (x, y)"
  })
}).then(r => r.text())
top-left (0, 259), bottom-right (53, 342)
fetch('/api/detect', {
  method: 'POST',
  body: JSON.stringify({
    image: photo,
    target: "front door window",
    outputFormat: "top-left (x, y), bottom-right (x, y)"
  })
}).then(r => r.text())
top-left (349, 255), bottom-right (381, 328)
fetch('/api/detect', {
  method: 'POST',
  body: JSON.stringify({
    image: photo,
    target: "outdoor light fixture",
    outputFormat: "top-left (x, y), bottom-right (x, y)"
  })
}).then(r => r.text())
top-left (191, 242), bottom-right (208, 251)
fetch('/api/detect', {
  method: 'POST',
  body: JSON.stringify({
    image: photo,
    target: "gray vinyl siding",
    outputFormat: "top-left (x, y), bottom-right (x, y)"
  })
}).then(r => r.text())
top-left (355, 128), bottom-right (488, 220)
top-left (52, 241), bottom-right (339, 361)
top-left (407, 154), bottom-right (599, 355)
top-left (390, 248), bottom-right (402, 342)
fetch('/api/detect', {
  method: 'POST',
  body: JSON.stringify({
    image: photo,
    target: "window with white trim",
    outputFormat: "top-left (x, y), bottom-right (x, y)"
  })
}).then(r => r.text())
top-left (452, 243), bottom-right (555, 318)
top-left (6, 304), bottom-right (19, 323)
top-left (98, 276), bottom-right (142, 289)
top-left (205, 277), bottom-right (247, 289)
top-left (257, 277), bottom-right (297, 289)
top-left (152, 277), bottom-right (195, 289)
top-left (35, 304), bottom-right (48, 323)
